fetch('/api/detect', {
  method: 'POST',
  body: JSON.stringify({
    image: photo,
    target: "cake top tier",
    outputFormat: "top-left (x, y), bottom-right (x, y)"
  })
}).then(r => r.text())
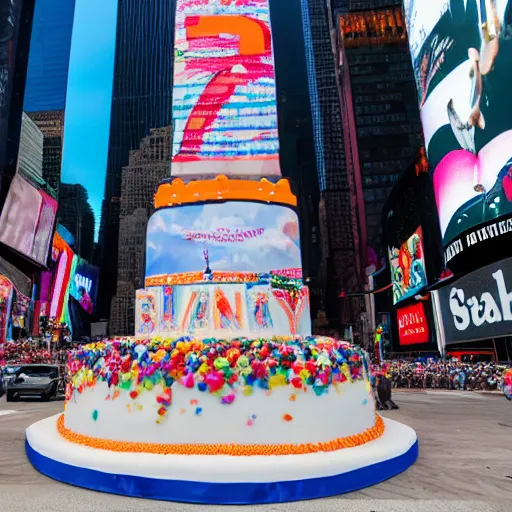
top-left (154, 175), bottom-right (297, 209)
top-left (171, 0), bottom-right (281, 179)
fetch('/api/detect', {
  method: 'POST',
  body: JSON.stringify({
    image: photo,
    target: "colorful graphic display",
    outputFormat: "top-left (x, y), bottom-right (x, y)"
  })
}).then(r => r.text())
top-left (397, 302), bottom-right (430, 346)
top-left (69, 259), bottom-right (99, 315)
top-left (0, 173), bottom-right (58, 266)
top-left (403, 1), bottom-right (512, 244)
top-left (388, 227), bottom-right (427, 304)
top-left (171, 0), bottom-right (281, 177)
top-left (146, 202), bottom-right (302, 279)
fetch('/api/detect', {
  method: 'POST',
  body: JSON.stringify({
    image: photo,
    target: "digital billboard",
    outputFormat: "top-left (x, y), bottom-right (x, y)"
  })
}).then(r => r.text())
top-left (146, 202), bottom-right (302, 280)
top-left (0, 173), bottom-right (58, 266)
top-left (388, 227), bottom-right (427, 304)
top-left (69, 258), bottom-right (99, 314)
top-left (438, 256), bottom-right (512, 344)
top-left (171, 0), bottom-right (281, 177)
top-left (397, 302), bottom-right (430, 346)
top-left (403, 1), bottom-right (512, 266)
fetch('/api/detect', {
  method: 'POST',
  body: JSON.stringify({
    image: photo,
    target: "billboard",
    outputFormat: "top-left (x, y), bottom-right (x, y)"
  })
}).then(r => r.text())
top-left (69, 258), bottom-right (99, 314)
top-left (171, 0), bottom-right (280, 177)
top-left (146, 201), bottom-right (302, 280)
top-left (388, 226), bottom-right (427, 304)
top-left (397, 302), bottom-right (430, 346)
top-left (438, 256), bottom-right (512, 344)
top-left (0, 172), bottom-right (57, 266)
top-left (403, 1), bottom-right (512, 261)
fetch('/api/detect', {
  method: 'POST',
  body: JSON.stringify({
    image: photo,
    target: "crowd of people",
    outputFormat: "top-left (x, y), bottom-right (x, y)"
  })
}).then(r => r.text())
top-left (377, 360), bottom-right (511, 392)
top-left (0, 341), bottom-right (68, 368)
top-left (1, 341), bottom-right (511, 401)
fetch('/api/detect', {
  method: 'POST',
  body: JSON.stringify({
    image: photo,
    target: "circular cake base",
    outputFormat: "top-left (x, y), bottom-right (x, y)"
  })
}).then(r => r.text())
top-left (26, 414), bottom-right (418, 504)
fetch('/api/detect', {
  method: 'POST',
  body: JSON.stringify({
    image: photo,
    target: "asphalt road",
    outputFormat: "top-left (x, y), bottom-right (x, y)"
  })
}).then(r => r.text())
top-left (0, 390), bottom-right (511, 512)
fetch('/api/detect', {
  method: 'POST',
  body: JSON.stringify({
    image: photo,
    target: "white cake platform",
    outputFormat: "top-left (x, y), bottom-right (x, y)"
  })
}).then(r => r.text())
top-left (26, 414), bottom-right (418, 504)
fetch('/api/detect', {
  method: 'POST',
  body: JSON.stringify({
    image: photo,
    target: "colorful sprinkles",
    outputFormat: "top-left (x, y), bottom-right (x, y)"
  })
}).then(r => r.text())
top-left (57, 414), bottom-right (385, 456)
top-left (66, 336), bottom-right (370, 421)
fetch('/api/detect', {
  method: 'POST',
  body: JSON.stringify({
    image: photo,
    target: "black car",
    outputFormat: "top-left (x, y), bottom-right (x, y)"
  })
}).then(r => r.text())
top-left (5, 364), bottom-right (62, 402)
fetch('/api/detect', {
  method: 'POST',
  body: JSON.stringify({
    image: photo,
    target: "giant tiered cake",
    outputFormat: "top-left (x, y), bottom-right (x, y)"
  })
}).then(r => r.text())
top-left (26, 0), bottom-right (417, 503)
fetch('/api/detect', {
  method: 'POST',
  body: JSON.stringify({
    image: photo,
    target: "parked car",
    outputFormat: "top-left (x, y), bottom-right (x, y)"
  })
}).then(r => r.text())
top-left (5, 364), bottom-right (62, 402)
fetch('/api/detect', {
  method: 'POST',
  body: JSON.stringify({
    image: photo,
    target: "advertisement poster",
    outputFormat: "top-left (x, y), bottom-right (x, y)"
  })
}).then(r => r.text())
top-left (397, 302), bottom-right (430, 346)
top-left (146, 202), bottom-right (302, 278)
top-left (172, 0), bottom-right (280, 176)
top-left (0, 173), bottom-right (57, 266)
top-left (438, 256), bottom-right (512, 344)
top-left (388, 227), bottom-right (427, 304)
top-left (403, 1), bottom-right (512, 246)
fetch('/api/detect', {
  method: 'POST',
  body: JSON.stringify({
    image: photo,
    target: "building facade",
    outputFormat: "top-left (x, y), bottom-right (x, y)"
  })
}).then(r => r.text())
top-left (109, 126), bottom-right (172, 335)
top-left (0, 0), bottom-right (35, 204)
top-left (334, 1), bottom-right (423, 257)
top-left (18, 112), bottom-right (43, 182)
top-left (23, 0), bottom-right (75, 112)
top-left (301, 0), bottom-right (366, 337)
top-left (58, 183), bottom-right (95, 263)
top-left (27, 110), bottom-right (64, 194)
top-left (98, 0), bottom-right (176, 319)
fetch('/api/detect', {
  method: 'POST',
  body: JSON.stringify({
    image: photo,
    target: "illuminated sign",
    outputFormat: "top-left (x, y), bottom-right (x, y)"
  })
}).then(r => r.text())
top-left (397, 302), bottom-right (429, 346)
top-left (146, 201), bottom-right (302, 280)
top-left (74, 273), bottom-right (92, 294)
top-left (439, 257), bottom-right (512, 344)
top-left (171, 0), bottom-right (281, 177)
top-left (403, 1), bottom-right (512, 259)
top-left (0, 173), bottom-right (58, 266)
top-left (388, 227), bottom-right (427, 305)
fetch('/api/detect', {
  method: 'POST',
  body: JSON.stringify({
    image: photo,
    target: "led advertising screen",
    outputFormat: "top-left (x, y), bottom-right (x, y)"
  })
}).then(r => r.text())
top-left (146, 202), bottom-right (302, 281)
top-left (438, 256), bottom-right (512, 344)
top-left (171, 0), bottom-right (281, 177)
top-left (397, 302), bottom-right (430, 346)
top-left (403, 1), bottom-right (512, 268)
top-left (0, 173), bottom-right (57, 266)
top-left (388, 227), bottom-right (427, 305)
top-left (69, 258), bottom-right (99, 315)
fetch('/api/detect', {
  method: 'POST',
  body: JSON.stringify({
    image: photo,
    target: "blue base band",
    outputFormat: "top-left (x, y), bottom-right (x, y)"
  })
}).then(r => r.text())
top-left (26, 439), bottom-right (418, 504)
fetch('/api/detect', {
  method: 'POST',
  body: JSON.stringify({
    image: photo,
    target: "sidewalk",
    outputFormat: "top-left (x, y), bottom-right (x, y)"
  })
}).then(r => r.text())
top-left (394, 388), bottom-right (502, 395)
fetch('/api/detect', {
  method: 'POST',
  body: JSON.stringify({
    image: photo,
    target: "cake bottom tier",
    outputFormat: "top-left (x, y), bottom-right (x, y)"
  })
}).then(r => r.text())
top-left (64, 381), bottom-right (376, 447)
top-left (26, 414), bottom-right (418, 504)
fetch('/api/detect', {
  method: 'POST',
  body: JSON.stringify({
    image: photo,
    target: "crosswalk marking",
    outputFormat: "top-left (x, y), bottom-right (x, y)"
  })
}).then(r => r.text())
top-left (0, 410), bottom-right (17, 417)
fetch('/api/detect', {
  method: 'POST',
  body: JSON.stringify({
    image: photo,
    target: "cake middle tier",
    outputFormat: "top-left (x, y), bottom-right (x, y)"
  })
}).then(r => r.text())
top-left (136, 280), bottom-right (311, 338)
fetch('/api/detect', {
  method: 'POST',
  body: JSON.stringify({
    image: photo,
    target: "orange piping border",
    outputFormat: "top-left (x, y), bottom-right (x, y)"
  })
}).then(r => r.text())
top-left (154, 175), bottom-right (297, 209)
top-left (57, 414), bottom-right (384, 456)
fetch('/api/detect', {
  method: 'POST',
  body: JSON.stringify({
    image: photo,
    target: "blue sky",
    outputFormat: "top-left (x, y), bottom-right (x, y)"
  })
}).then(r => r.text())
top-left (61, 0), bottom-right (118, 240)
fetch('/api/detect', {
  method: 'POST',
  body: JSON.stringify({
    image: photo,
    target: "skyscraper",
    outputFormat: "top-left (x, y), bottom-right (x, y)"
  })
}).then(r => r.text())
top-left (58, 183), bottom-right (95, 262)
top-left (23, 0), bottom-right (76, 112)
top-left (98, 0), bottom-right (176, 319)
top-left (0, 0), bottom-right (36, 204)
top-left (300, 0), bottom-right (365, 334)
top-left (109, 126), bottom-right (173, 335)
top-left (23, 0), bottom-right (75, 200)
top-left (333, 1), bottom-right (423, 256)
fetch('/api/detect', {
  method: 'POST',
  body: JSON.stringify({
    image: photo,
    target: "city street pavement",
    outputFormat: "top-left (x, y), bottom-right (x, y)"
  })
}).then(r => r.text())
top-left (0, 391), bottom-right (511, 512)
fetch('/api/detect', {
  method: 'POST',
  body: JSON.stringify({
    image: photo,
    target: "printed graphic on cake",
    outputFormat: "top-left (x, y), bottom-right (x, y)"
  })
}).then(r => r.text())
top-left (145, 202), bottom-right (302, 279)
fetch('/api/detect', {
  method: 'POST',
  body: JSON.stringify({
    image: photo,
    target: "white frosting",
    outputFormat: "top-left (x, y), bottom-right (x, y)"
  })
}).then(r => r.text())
top-left (64, 379), bottom-right (375, 445)
top-left (27, 414), bottom-right (416, 483)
